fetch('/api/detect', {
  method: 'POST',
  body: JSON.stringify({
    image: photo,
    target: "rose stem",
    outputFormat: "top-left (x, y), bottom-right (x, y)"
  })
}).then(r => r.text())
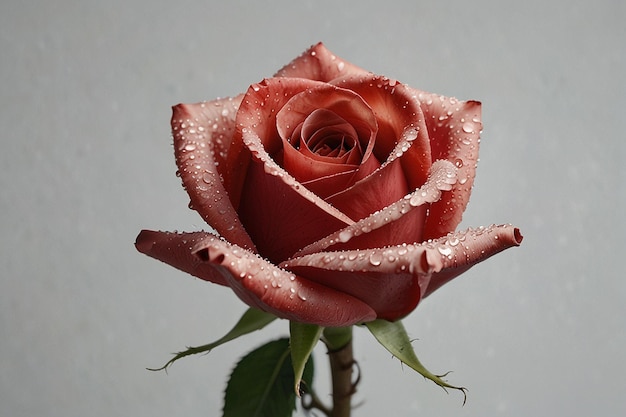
top-left (323, 326), bottom-right (356, 417)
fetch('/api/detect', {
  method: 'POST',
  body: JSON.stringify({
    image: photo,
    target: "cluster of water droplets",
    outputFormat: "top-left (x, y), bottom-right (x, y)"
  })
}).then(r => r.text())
top-left (197, 235), bottom-right (311, 303)
top-left (285, 223), bottom-right (514, 284)
top-left (417, 224), bottom-right (512, 266)
top-left (414, 92), bottom-right (484, 228)
top-left (287, 243), bottom-right (428, 276)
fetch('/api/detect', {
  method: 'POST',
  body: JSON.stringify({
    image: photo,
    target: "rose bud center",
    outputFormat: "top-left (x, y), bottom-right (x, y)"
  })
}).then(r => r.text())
top-left (276, 86), bottom-right (379, 197)
top-left (291, 108), bottom-right (362, 162)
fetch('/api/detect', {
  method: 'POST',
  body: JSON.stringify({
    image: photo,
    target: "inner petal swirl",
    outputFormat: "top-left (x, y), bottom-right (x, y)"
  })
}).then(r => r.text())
top-left (276, 85), bottom-right (378, 194)
top-left (292, 108), bottom-right (362, 163)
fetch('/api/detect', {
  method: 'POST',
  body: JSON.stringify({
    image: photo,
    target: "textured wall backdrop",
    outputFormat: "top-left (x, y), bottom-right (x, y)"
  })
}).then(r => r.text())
top-left (1, 1), bottom-right (624, 416)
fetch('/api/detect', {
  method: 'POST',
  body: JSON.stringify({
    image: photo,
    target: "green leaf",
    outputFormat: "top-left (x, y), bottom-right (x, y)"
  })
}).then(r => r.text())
top-left (366, 319), bottom-right (467, 403)
top-left (148, 307), bottom-right (276, 371)
top-left (223, 338), bottom-right (314, 417)
top-left (289, 321), bottom-right (322, 396)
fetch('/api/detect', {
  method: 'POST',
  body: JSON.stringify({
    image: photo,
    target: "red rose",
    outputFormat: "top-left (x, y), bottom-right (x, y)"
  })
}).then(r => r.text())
top-left (136, 43), bottom-right (521, 327)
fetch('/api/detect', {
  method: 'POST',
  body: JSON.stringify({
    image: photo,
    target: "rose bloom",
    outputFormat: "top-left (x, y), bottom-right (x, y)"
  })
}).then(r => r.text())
top-left (136, 43), bottom-right (522, 327)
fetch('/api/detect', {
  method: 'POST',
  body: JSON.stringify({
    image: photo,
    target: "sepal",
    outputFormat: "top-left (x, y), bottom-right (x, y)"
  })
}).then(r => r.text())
top-left (289, 321), bottom-right (322, 396)
top-left (148, 307), bottom-right (276, 371)
top-left (366, 319), bottom-right (467, 403)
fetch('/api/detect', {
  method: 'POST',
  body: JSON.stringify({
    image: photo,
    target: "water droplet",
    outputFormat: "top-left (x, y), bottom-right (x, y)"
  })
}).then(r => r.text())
top-left (454, 158), bottom-right (464, 168)
top-left (369, 252), bottom-right (382, 266)
top-left (404, 128), bottom-right (418, 142)
top-left (437, 245), bottom-right (453, 256)
top-left (201, 172), bottom-right (213, 184)
top-left (409, 194), bottom-right (422, 207)
top-left (462, 122), bottom-right (474, 133)
top-left (339, 229), bottom-right (353, 243)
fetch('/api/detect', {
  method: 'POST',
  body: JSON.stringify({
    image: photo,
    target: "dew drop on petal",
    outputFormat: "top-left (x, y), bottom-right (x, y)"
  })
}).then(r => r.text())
top-left (409, 194), bottom-right (421, 207)
top-left (369, 252), bottom-right (382, 266)
top-left (437, 245), bottom-right (453, 257)
top-left (462, 122), bottom-right (475, 133)
top-left (338, 229), bottom-right (353, 243)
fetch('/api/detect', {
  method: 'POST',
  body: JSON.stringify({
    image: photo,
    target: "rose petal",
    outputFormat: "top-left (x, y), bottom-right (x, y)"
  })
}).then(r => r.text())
top-left (417, 92), bottom-right (483, 239)
top-left (237, 158), bottom-right (353, 263)
top-left (422, 224), bottom-right (523, 297)
top-left (294, 160), bottom-right (457, 257)
top-left (135, 230), bottom-right (230, 286)
top-left (190, 234), bottom-right (377, 326)
top-left (283, 224), bottom-right (522, 321)
top-left (172, 99), bottom-right (256, 251)
top-left (274, 42), bottom-right (369, 82)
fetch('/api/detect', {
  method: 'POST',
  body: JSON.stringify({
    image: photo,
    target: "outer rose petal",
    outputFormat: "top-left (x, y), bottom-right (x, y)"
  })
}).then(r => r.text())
top-left (193, 234), bottom-right (377, 326)
top-left (135, 230), bottom-right (230, 286)
top-left (282, 224), bottom-right (522, 321)
top-left (422, 224), bottom-right (523, 298)
top-left (418, 93), bottom-right (483, 239)
top-left (172, 99), bottom-right (256, 251)
top-left (275, 42), bottom-right (369, 81)
top-left (135, 230), bottom-right (375, 326)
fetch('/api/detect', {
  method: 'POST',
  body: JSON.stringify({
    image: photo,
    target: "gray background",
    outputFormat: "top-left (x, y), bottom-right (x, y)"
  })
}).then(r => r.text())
top-left (2, 0), bottom-right (624, 416)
